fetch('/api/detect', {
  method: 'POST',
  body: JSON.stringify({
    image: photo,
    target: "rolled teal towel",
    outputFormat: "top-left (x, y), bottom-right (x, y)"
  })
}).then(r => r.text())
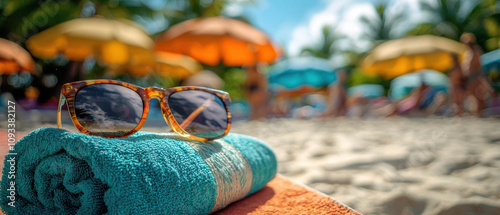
top-left (0, 128), bottom-right (277, 215)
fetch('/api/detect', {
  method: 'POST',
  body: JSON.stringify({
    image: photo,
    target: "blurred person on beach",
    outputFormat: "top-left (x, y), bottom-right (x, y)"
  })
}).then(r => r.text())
top-left (325, 70), bottom-right (347, 117)
top-left (448, 53), bottom-right (466, 116)
top-left (460, 33), bottom-right (494, 116)
top-left (347, 94), bottom-right (368, 118)
top-left (269, 97), bottom-right (291, 117)
top-left (407, 81), bottom-right (430, 115)
top-left (243, 63), bottom-right (269, 120)
top-left (413, 82), bottom-right (447, 116)
top-left (369, 96), bottom-right (396, 117)
top-left (391, 74), bottom-right (447, 116)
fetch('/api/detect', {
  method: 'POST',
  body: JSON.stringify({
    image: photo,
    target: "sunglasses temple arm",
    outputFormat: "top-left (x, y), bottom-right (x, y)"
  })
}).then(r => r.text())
top-left (171, 98), bottom-right (213, 132)
top-left (57, 93), bottom-right (66, 129)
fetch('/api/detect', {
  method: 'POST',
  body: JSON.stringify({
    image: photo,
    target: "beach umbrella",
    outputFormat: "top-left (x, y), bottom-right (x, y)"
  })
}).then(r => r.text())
top-left (362, 35), bottom-right (467, 79)
top-left (389, 69), bottom-right (449, 100)
top-left (111, 52), bottom-right (203, 79)
top-left (155, 17), bottom-right (280, 66)
top-left (481, 49), bottom-right (500, 72)
top-left (268, 57), bottom-right (337, 95)
top-left (27, 17), bottom-right (154, 66)
top-left (348, 84), bottom-right (385, 99)
top-left (0, 38), bottom-right (35, 74)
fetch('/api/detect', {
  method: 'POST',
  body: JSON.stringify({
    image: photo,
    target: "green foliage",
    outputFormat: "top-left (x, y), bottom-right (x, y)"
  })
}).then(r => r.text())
top-left (343, 50), bottom-right (367, 69)
top-left (187, 0), bottom-right (224, 18)
top-left (407, 0), bottom-right (498, 51)
top-left (484, 13), bottom-right (500, 50)
top-left (220, 68), bottom-right (246, 100)
top-left (347, 68), bottom-right (390, 90)
top-left (300, 25), bottom-right (343, 59)
top-left (0, 1), bottom-right (78, 42)
top-left (405, 23), bottom-right (438, 36)
top-left (359, 2), bottom-right (404, 47)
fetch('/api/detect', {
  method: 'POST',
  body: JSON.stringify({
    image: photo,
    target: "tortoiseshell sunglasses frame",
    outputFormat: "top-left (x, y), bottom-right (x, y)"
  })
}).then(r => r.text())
top-left (57, 79), bottom-right (232, 141)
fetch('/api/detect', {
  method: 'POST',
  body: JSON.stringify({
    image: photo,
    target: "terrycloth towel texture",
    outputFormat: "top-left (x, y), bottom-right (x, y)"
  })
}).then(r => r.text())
top-left (0, 128), bottom-right (277, 215)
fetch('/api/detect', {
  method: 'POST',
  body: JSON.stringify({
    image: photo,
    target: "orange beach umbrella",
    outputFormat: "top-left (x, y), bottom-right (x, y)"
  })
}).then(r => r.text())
top-left (155, 17), bottom-right (280, 66)
top-left (0, 38), bottom-right (35, 74)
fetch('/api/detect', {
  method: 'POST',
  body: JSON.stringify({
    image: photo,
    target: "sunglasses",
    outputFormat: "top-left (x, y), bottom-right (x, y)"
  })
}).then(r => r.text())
top-left (57, 80), bottom-right (232, 141)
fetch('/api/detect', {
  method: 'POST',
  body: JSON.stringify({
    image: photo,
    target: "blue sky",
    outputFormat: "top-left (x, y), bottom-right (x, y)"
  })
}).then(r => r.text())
top-left (226, 0), bottom-right (333, 50)
top-left (227, 0), bottom-right (327, 48)
top-left (224, 0), bottom-right (430, 58)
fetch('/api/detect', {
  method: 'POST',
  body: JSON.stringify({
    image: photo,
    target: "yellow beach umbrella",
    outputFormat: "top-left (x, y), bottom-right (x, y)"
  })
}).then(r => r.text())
top-left (0, 38), bottom-right (35, 74)
top-left (122, 52), bottom-right (203, 79)
top-left (361, 35), bottom-right (467, 79)
top-left (26, 17), bottom-right (154, 65)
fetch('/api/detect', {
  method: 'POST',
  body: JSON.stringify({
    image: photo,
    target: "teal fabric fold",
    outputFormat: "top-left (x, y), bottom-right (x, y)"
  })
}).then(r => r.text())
top-left (0, 128), bottom-right (277, 215)
top-left (223, 134), bottom-right (278, 196)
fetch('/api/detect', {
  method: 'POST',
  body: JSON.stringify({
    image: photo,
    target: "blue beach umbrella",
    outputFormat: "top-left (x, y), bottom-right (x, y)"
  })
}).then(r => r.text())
top-left (268, 57), bottom-right (337, 92)
top-left (481, 49), bottom-right (500, 72)
top-left (390, 69), bottom-right (449, 100)
top-left (348, 84), bottom-right (385, 99)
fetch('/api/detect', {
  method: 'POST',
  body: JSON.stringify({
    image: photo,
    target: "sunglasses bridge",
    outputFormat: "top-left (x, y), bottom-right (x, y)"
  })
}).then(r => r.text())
top-left (145, 87), bottom-right (165, 100)
top-left (142, 87), bottom-right (184, 134)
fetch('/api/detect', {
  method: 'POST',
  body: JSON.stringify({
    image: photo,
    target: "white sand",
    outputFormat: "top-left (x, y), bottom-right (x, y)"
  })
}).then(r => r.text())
top-left (231, 117), bottom-right (500, 215)
top-left (9, 117), bottom-right (500, 214)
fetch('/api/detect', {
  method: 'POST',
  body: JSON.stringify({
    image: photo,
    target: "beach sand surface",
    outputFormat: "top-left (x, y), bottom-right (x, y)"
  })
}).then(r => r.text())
top-left (230, 117), bottom-right (500, 215)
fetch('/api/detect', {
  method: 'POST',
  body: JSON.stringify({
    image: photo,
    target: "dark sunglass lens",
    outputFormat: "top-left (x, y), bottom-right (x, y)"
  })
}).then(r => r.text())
top-left (168, 90), bottom-right (228, 139)
top-left (74, 84), bottom-right (144, 136)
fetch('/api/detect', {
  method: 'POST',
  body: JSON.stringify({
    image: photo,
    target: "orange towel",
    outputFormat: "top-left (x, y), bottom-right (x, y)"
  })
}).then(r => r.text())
top-left (216, 175), bottom-right (360, 215)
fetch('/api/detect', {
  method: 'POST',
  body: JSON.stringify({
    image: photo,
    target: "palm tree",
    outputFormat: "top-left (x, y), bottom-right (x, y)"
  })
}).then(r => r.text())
top-left (359, 3), bottom-right (404, 48)
top-left (346, 3), bottom-right (404, 90)
top-left (166, 0), bottom-right (255, 26)
top-left (300, 25), bottom-right (343, 59)
top-left (407, 0), bottom-right (498, 51)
